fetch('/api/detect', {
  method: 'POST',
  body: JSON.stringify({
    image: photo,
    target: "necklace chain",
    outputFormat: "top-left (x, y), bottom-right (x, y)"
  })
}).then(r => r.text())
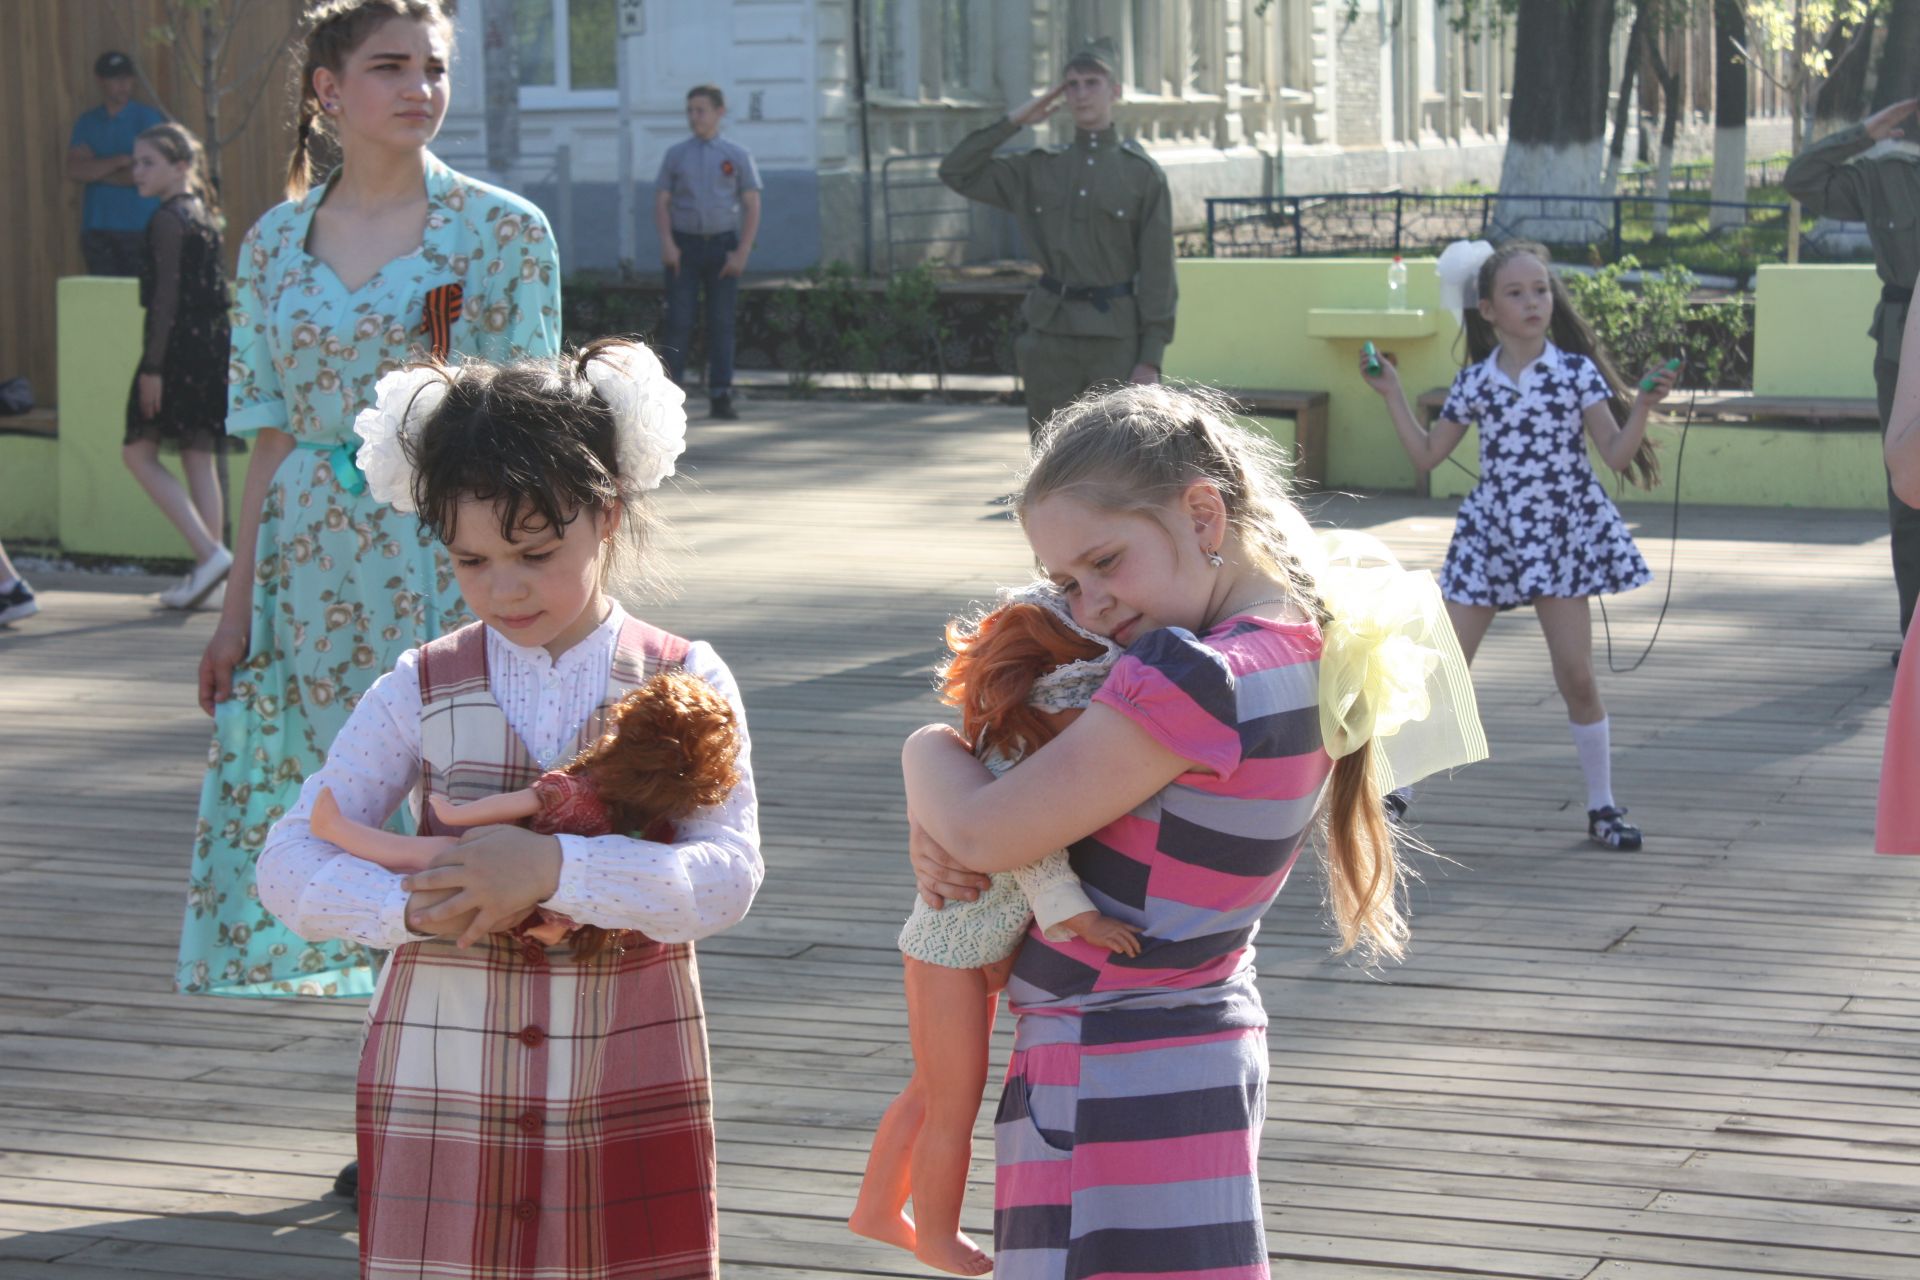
top-left (1205, 594), bottom-right (1298, 630)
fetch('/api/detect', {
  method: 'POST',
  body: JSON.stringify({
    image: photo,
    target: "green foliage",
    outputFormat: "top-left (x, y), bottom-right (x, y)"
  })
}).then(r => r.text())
top-left (764, 262), bottom-right (951, 391)
top-left (1560, 257), bottom-right (1751, 389)
top-left (1742, 0), bottom-right (1879, 81)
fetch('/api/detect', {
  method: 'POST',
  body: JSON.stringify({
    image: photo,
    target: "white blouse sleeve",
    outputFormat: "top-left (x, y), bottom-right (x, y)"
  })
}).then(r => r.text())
top-left (255, 653), bottom-right (429, 950)
top-left (542, 641), bottom-right (764, 943)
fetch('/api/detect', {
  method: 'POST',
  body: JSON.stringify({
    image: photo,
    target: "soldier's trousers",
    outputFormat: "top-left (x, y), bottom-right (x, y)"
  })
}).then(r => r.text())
top-left (1875, 356), bottom-right (1920, 636)
top-left (1017, 329), bottom-right (1140, 439)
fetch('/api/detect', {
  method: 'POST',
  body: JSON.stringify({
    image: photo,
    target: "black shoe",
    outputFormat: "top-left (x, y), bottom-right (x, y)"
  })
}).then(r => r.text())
top-left (1587, 805), bottom-right (1643, 851)
top-left (0, 580), bottom-right (37, 626)
top-left (709, 395), bottom-right (739, 420)
top-left (333, 1159), bottom-right (359, 1202)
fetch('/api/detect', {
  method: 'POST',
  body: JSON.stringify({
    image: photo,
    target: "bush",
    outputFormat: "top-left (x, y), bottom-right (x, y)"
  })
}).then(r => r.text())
top-left (764, 262), bottom-right (951, 390)
top-left (1559, 256), bottom-right (1751, 390)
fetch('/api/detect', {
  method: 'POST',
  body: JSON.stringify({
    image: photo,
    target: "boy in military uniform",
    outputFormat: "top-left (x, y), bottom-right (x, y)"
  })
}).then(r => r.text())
top-left (656, 84), bottom-right (763, 420)
top-left (1786, 97), bottom-right (1920, 648)
top-left (940, 38), bottom-right (1176, 437)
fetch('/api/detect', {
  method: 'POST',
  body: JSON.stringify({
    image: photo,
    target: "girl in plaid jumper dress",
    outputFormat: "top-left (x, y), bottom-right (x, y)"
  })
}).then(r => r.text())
top-left (259, 339), bottom-right (761, 1280)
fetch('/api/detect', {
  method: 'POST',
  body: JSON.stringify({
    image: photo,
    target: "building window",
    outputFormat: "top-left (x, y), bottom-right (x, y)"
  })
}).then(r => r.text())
top-left (869, 0), bottom-right (989, 101)
top-left (517, 0), bottom-right (617, 98)
top-left (871, 0), bottom-right (906, 93)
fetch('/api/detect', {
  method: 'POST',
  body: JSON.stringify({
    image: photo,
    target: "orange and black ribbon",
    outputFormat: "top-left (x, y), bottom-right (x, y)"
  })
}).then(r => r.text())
top-left (419, 282), bottom-right (464, 359)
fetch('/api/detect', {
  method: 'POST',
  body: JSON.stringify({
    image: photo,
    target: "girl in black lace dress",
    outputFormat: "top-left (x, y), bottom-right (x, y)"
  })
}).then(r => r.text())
top-left (125, 122), bottom-right (234, 609)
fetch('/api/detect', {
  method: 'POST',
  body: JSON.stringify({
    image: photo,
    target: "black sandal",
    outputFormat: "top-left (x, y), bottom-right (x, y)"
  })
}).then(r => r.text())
top-left (1588, 805), bottom-right (1643, 851)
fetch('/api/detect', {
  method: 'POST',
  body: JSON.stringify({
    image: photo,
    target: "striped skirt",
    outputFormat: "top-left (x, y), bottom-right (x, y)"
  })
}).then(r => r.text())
top-left (993, 1001), bottom-right (1271, 1279)
top-left (357, 933), bottom-right (718, 1279)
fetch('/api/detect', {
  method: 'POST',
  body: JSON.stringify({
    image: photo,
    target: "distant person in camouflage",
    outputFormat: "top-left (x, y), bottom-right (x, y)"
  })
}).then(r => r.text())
top-left (1786, 97), bottom-right (1920, 647)
top-left (939, 38), bottom-right (1176, 438)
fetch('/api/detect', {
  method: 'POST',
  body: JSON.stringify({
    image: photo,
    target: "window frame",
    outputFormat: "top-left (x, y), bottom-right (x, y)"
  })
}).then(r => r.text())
top-left (517, 0), bottom-right (620, 110)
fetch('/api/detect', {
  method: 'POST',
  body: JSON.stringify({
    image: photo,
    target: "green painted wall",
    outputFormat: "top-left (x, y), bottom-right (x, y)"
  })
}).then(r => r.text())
top-left (52, 278), bottom-right (243, 559)
top-left (0, 436), bottom-right (57, 542)
top-left (1430, 420), bottom-right (1882, 509)
top-left (1752, 264), bottom-right (1879, 399)
top-left (1168, 258), bottom-right (1465, 491)
top-left (1173, 258), bottom-right (1883, 509)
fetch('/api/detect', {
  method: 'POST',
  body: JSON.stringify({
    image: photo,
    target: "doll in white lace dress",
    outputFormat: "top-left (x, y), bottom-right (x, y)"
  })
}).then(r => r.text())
top-left (849, 585), bottom-right (1139, 1273)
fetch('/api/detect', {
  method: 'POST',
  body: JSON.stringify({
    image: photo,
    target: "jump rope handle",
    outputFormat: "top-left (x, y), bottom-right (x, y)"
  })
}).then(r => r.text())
top-left (1362, 340), bottom-right (1383, 376)
top-left (1640, 356), bottom-right (1682, 392)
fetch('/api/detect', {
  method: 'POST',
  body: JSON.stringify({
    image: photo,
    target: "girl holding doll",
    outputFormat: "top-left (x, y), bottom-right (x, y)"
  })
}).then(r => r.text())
top-left (901, 384), bottom-right (1484, 1278)
top-left (257, 339), bottom-right (760, 1279)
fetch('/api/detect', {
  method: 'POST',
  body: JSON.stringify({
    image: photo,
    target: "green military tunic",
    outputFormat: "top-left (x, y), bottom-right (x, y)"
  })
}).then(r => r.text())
top-left (940, 117), bottom-right (1177, 434)
top-left (1785, 122), bottom-right (1920, 634)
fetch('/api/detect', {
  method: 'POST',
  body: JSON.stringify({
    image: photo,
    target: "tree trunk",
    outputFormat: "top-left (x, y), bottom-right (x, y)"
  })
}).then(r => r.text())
top-left (1711, 0), bottom-right (1747, 229)
top-left (201, 9), bottom-right (222, 193)
top-left (1815, 12), bottom-right (1875, 139)
top-left (1496, 0), bottom-right (1618, 244)
top-left (1605, 4), bottom-right (1647, 196)
top-left (482, 0), bottom-right (522, 181)
top-left (1646, 26), bottom-right (1682, 238)
top-left (1873, 0), bottom-right (1920, 112)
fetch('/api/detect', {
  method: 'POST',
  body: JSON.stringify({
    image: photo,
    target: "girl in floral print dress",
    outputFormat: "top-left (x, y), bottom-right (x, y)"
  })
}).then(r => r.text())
top-left (176, 0), bottom-right (562, 1000)
top-left (1362, 239), bottom-right (1677, 851)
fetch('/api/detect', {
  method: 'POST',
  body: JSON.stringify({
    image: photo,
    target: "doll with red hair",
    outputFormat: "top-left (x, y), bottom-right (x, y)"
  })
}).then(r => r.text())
top-left (849, 585), bottom-right (1138, 1274)
top-left (310, 669), bottom-right (741, 955)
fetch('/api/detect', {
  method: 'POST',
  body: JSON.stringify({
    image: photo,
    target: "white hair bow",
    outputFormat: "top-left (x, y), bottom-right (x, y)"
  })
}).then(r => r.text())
top-left (580, 341), bottom-right (688, 495)
top-left (1435, 239), bottom-right (1496, 327)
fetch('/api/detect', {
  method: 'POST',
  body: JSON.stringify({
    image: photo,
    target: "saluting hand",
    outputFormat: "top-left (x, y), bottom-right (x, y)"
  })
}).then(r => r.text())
top-left (1010, 81), bottom-right (1068, 129)
top-left (1866, 99), bottom-right (1920, 142)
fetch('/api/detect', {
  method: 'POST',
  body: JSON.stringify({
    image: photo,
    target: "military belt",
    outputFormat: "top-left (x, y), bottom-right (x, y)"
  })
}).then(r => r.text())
top-left (1037, 276), bottom-right (1135, 313)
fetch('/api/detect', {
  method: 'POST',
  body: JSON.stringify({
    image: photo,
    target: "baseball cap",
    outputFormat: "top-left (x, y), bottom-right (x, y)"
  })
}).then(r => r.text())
top-left (95, 51), bottom-right (136, 79)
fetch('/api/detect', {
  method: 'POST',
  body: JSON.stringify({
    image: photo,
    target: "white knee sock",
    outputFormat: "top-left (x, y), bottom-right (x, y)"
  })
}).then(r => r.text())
top-left (1570, 717), bottom-right (1614, 811)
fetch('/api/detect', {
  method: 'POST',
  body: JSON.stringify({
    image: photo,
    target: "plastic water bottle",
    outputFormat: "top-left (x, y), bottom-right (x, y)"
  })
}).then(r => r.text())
top-left (1387, 256), bottom-right (1408, 311)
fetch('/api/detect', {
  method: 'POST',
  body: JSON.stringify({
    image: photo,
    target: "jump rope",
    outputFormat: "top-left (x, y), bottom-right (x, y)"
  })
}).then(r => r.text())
top-left (1363, 342), bottom-right (1699, 674)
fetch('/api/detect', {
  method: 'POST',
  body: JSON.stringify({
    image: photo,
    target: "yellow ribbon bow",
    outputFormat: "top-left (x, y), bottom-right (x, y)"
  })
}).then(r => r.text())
top-left (1313, 531), bottom-right (1488, 792)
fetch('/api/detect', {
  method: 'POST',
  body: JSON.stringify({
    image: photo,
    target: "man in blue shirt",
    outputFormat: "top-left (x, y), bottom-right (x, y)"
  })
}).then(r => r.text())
top-left (654, 84), bottom-right (762, 420)
top-left (67, 51), bottom-right (168, 276)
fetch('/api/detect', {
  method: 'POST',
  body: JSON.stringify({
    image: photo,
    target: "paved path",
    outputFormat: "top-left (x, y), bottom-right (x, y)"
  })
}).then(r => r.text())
top-left (0, 399), bottom-right (1914, 1278)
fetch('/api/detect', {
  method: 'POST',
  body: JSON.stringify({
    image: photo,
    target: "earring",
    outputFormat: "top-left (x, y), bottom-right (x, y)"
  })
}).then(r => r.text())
top-left (1205, 548), bottom-right (1223, 568)
top-left (323, 101), bottom-right (338, 113)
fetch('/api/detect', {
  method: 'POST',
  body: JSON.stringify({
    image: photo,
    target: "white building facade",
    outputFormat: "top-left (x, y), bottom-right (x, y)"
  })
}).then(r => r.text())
top-left (434, 1), bottom-right (1790, 274)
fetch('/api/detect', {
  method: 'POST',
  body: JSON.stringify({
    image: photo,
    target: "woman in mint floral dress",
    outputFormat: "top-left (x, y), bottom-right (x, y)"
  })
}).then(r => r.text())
top-left (177, 0), bottom-right (561, 998)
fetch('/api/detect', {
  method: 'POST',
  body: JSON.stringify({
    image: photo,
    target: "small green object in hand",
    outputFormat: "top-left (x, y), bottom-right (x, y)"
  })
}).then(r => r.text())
top-left (1363, 341), bottom-right (1382, 376)
top-left (1640, 356), bottom-right (1681, 392)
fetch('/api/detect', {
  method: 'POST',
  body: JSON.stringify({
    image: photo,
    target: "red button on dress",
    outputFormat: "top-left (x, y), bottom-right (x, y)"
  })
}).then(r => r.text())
top-left (519, 1025), bottom-right (546, 1048)
top-left (514, 1200), bottom-right (538, 1221)
top-left (518, 1110), bottom-right (542, 1134)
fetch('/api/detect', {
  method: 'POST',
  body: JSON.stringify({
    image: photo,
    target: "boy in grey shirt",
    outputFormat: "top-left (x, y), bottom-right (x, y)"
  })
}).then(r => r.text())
top-left (655, 84), bottom-right (762, 419)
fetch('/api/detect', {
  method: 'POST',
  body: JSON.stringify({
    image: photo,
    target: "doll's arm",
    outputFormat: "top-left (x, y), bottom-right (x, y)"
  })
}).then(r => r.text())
top-left (1011, 849), bottom-right (1099, 939)
top-left (429, 787), bottom-right (543, 829)
top-left (1011, 850), bottom-right (1142, 955)
top-left (311, 786), bottom-right (455, 873)
top-left (259, 653), bottom-right (449, 950)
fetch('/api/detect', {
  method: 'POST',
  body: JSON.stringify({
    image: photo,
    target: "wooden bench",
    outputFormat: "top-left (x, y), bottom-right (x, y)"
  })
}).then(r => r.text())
top-left (1673, 392), bottom-right (1878, 426)
top-left (0, 407), bottom-right (57, 440)
top-left (1220, 387), bottom-right (1330, 487)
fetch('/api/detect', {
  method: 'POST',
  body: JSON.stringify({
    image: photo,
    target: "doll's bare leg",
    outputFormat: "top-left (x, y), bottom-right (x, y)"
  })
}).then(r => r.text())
top-left (848, 1061), bottom-right (924, 1252)
top-left (428, 788), bottom-right (543, 829)
top-left (902, 956), bottom-right (996, 1276)
top-left (310, 786), bottom-right (455, 873)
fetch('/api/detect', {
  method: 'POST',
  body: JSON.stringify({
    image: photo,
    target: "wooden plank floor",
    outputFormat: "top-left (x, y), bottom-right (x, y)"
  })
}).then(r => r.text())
top-left (2, 399), bottom-right (1917, 1278)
